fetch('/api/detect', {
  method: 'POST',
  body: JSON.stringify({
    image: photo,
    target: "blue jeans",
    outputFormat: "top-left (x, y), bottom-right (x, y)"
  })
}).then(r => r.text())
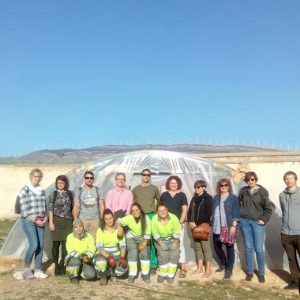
top-left (239, 219), bottom-right (266, 276)
top-left (21, 218), bottom-right (45, 270)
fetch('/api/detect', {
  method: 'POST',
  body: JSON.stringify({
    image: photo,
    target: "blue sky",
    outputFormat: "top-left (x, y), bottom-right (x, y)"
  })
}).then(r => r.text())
top-left (0, 1), bottom-right (299, 156)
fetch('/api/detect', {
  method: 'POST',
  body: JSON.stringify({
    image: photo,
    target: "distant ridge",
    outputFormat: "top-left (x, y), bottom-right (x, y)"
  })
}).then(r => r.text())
top-left (0, 144), bottom-right (280, 164)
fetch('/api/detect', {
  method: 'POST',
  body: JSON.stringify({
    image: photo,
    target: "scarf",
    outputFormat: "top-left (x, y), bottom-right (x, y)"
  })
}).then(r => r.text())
top-left (27, 181), bottom-right (44, 195)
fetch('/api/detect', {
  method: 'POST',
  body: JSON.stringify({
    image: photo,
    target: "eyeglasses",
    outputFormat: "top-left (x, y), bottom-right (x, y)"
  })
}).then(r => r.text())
top-left (220, 184), bottom-right (229, 187)
top-left (246, 178), bottom-right (256, 182)
top-left (142, 174), bottom-right (151, 177)
top-left (195, 186), bottom-right (204, 189)
top-left (85, 177), bottom-right (94, 180)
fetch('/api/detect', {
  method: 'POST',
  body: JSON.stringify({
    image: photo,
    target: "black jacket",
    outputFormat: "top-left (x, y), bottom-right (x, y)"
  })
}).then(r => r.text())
top-left (187, 191), bottom-right (213, 225)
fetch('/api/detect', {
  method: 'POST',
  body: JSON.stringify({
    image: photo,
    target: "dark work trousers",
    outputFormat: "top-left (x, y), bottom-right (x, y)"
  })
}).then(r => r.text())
top-left (281, 233), bottom-right (300, 281)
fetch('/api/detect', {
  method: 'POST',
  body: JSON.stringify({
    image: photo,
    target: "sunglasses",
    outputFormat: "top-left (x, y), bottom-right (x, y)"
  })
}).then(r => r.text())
top-left (85, 177), bottom-right (94, 180)
top-left (195, 186), bottom-right (205, 189)
top-left (220, 184), bottom-right (229, 187)
top-left (142, 174), bottom-right (151, 177)
top-left (246, 178), bottom-right (256, 182)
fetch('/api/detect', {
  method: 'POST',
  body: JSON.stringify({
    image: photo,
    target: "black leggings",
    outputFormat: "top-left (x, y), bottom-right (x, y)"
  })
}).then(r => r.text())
top-left (52, 241), bottom-right (67, 265)
top-left (213, 234), bottom-right (235, 272)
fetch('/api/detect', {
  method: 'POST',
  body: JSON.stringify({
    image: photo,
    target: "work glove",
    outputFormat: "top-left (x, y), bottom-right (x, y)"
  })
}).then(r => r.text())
top-left (119, 257), bottom-right (127, 268)
top-left (107, 255), bottom-right (116, 268)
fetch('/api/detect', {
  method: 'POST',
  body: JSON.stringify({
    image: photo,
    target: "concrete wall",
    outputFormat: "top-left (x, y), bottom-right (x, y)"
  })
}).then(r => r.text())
top-left (0, 164), bottom-right (79, 217)
top-left (1, 156), bottom-right (300, 217)
top-left (227, 161), bottom-right (300, 210)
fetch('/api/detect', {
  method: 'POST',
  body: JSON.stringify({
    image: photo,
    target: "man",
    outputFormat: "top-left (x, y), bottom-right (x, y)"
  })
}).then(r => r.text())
top-left (73, 171), bottom-right (104, 239)
top-left (280, 171), bottom-right (300, 290)
top-left (105, 172), bottom-right (133, 219)
top-left (132, 169), bottom-right (160, 273)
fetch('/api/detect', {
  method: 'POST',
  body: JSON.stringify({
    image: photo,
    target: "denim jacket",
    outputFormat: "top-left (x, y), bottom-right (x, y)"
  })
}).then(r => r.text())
top-left (212, 193), bottom-right (240, 228)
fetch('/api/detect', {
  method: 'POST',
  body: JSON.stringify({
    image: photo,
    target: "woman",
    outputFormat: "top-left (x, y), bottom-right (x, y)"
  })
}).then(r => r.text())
top-left (160, 176), bottom-right (188, 278)
top-left (19, 168), bottom-right (48, 279)
top-left (48, 175), bottom-right (74, 275)
top-left (238, 171), bottom-right (272, 283)
top-left (151, 203), bottom-right (181, 284)
top-left (117, 203), bottom-right (151, 284)
top-left (65, 219), bottom-right (96, 284)
top-left (95, 209), bottom-right (127, 286)
top-left (212, 178), bottom-right (240, 280)
top-left (187, 180), bottom-right (213, 277)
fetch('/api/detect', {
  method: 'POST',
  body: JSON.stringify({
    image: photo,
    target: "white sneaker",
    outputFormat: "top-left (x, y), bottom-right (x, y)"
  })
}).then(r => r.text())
top-left (34, 270), bottom-right (48, 279)
top-left (13, 271), bottom-right (24, 280)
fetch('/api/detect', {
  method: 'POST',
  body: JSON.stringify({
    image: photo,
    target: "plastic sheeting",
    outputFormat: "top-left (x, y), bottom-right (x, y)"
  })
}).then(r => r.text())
top-left (1, 150), bottom-right (285, 270)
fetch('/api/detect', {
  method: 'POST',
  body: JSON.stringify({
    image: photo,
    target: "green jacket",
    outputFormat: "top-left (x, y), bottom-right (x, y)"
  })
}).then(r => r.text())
top-left (238, 185), bottom-right (272, 223)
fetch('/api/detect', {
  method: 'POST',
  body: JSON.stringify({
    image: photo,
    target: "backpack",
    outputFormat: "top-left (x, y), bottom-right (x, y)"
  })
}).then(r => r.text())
top-left (15, 186), bottom-right (29, 214)
top-left (78, 186), bottom-right (100, 213)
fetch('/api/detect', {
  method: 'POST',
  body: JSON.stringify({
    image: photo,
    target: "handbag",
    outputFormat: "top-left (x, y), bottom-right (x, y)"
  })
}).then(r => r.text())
top-left (219, 226), bottom-right (238, 245)
top-left (192, 223), bottom-right (210, 240)
top-left (191, 199), bottom-right (210, 240)
top-left (218, 203), bottom-right (238, 245)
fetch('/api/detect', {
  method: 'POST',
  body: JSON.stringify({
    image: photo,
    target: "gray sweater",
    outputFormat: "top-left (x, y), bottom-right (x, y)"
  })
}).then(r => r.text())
top-left (279, 186), bottom-right (300, 235)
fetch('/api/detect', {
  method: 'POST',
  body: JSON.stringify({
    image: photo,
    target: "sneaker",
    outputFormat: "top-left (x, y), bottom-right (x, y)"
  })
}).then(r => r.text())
top-left (22, 269), bottom-right (34, 280)
top-left (13, 271), bottom-right (24, 280)
top-left (215, 266), bottom-right (225, 273)
top-left (70, 277), bottom-right (79, 284)
top-left (245, 273), bottom-right (253, 281)
top-left (128, 277), bottom-right (135, 284)
top-left (223, 270), bottom-right (232, 280)
top-left (34, 270), bottom-right (48, 279)
top-left (110, 276), bottom-right (117, 283)
top-left (157, 275), bottom-right (165, 283)
top-left (166, 277), bottom-right (174, 284)
top-left (100, 277), bottom-right (108, 286)
top-left (283, 281), bottom-right (299, 290)
top-left (142, 274), bottom-right (151, 283)
top-left (258, 275), bottom-right (265, 283)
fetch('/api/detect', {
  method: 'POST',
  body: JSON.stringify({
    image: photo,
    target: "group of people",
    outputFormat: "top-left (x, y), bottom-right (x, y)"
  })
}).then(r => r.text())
top-left (17, 168), bottom-right (300, 290)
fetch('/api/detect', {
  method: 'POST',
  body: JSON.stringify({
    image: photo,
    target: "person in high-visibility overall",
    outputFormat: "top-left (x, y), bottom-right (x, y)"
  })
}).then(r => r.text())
top-left (65, 219), bottom-right (96, 284)
top-left (118, 203), bottom-right (151, 284)
top-left (94, 209), bottom-right (128, 286)
top-left (151, 202), bottom-right (181, 284)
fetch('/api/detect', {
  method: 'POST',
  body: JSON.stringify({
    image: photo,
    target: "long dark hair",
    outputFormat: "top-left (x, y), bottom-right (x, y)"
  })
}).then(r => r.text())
top-left (131, 203), bottom-right (146, 236)
top-left (100, 208), bottom-right (114, 230)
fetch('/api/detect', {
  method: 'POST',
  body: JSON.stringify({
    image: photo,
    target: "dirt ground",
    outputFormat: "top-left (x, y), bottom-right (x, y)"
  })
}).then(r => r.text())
top-left (0, 218), bottom-right (299, 299)
top-left (0, 257), bottom-right (299, 300)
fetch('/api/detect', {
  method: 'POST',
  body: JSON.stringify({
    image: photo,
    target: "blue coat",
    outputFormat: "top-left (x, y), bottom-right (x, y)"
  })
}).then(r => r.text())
top-left (212, 193), bottom-right (240, 228)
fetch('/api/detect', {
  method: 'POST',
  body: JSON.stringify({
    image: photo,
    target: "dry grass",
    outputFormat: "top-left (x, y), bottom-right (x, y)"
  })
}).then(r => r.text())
top-left (0, 218), bottom-right (299, 299)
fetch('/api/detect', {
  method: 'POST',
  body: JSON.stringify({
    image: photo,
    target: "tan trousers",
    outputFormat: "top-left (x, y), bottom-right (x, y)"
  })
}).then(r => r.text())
top-left (81, 218), bottom-right (99, 240)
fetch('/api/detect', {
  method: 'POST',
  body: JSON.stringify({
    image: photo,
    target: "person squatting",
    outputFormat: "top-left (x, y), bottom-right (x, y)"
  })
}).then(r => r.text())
top-left (17, 169), bottom-right (299, 290)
